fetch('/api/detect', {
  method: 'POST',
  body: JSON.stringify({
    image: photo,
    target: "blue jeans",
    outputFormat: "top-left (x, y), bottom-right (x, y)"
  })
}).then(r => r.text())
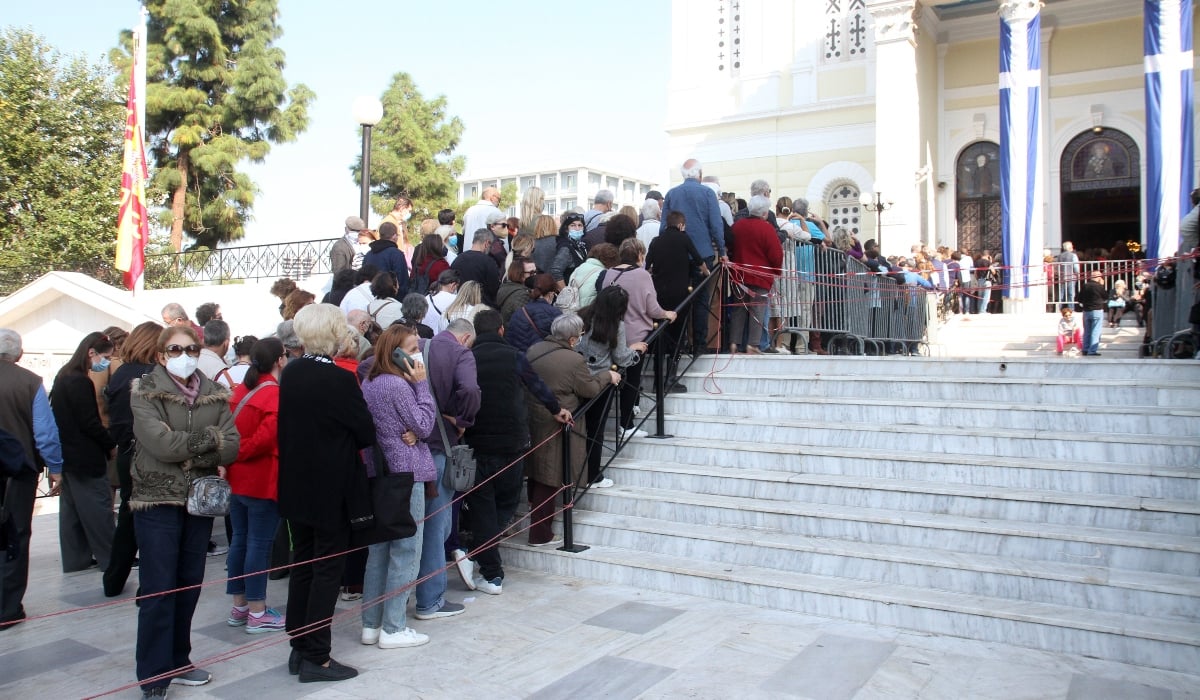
top-left (1083, 310), bottom-right (1103, 354)
top-left (134, 506), bottom-right (213, 690)
top-left (225, 495), bottom-right (280, 602)
top-left (362, 480), bottom-right (424, 633)
top-left (415, 452), bottom-right (451, 614)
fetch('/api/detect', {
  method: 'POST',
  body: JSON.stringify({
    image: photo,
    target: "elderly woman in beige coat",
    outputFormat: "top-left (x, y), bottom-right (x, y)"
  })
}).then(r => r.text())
top-left (524, 313), bottom-right (619, 546)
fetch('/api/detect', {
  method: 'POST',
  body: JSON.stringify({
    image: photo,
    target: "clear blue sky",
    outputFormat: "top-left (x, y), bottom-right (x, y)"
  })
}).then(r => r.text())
top-left (5, 1), bottom-right (672, 245)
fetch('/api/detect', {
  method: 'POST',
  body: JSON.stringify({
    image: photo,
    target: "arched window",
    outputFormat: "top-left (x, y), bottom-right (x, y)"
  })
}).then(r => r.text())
top-left (955, 141), bottom-right (1002, 254)
top-left (1059, 128), bottom-right (1140, 258)
top-left (825, 182), bottom-right (862, 239)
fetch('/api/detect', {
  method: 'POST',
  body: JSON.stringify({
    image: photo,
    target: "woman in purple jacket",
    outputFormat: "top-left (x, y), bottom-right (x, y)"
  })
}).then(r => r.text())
top-left (359, 325), bottom-right (438, 650)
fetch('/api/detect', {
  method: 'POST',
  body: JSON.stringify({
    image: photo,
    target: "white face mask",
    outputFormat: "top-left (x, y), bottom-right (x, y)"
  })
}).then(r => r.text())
top-left (165, 354), bottom-right (198, 379)
top-left (224, 346), bottom-right (237, 365)
top-left (401, 211), bottom-right (412, 222)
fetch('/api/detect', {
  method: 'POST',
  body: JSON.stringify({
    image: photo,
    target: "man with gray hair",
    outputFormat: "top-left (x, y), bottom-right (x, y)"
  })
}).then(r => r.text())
top-left (0, 328), bottom-right (64, 629)
top-left (276, 319), bottom-right (304, 360)
top-left (450, 228), bottom-right (501, 306)
top-left (197, 319), bottom-right (231, 381)
top-left (792, 197), bottom-right (828, 241)
top-left (702, 175), bottom-right (734, 228)
top-left (161, 302), bottom-right (202, 334)
top-left (463, 187), bottom-right (501, 242)
top-left (636, 199), bottom-right (662, 248)
top-left (662, 158), bottom-right (727, 354)
top-left (332, 216), bottom-right (365, 275)
top-left (584, 189), bottom-right (615, 232)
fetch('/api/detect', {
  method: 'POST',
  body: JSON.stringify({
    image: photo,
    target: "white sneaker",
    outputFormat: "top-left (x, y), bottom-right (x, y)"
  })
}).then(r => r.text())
top-left (620, 427), bottom-right (647, 441)
top-left (378, 627), bottom-right (429, 649)
top-left (632, 405), bottom-right (642, 417)
top-left (475, 576), bottom-right (503, 595)
top-left (361, 627), bottom-right (380, 645)
top-left (530, 538), bottom-right (563, 548)
top-left (589, 478), bottom-right (614, 489)
top-left (452, 549), bottom-right (477, 591)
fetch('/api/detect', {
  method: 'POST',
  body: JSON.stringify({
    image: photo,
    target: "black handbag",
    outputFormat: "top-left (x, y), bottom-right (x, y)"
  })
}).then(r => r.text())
top-left (351, 445), bottom-right (417, 547)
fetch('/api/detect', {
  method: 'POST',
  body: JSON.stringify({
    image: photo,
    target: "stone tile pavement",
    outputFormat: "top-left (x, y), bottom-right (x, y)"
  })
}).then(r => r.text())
top-left (1, 507), bottom-right (1198, 699)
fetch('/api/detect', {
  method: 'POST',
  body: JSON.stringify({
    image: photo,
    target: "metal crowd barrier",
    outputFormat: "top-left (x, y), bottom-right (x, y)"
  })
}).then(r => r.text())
top-left (773, 240), bottom-right (932, 355)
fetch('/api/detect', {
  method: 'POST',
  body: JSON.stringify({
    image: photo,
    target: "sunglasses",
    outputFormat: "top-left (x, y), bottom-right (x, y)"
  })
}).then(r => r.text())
top-left (164, 344), bottom-right (202, 358)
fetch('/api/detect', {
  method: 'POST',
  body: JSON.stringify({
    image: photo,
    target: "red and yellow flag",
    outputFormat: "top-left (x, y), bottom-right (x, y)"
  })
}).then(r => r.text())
top-left (115, 62), bottom-right (148, 291)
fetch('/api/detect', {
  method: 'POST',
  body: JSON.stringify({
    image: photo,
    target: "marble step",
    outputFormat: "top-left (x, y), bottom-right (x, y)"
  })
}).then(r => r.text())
top-left (615, 439), bottom-right (1200, 500)
top-left (560, 511), bottom-right (1200, 620)
top-left (651, 414), bottom-right (1200, 467)
top-left (678, 354), bottom-right (1200, 382)
top-left (675, 371), bottom-right (1199, 408)
top-left (501, 542), bottom-right (1200, 673)
top-left (600, 460), bottom-right (1200, 536)
top-left (576, 487), bottom-right (1200, 575)
top-left (662, 393), bottom-right (1200, 437)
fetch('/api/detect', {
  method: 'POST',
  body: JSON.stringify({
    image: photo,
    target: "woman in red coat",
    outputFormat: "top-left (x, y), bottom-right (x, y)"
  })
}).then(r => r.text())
top-left (728, 195), bottom-right (784, 354)
top-left (225, 338), bottom-right (287, 633)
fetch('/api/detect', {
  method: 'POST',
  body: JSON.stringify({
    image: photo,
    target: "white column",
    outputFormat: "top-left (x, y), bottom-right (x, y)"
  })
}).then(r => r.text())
top-left (867, 0), bottom-right (921, 257)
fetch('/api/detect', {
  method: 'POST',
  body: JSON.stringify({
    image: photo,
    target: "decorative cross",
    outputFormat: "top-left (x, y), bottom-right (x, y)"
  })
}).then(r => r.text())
top-left (849, 14), bottom-right (866, 49)
top-left (826, 19), bottom-right (842, 54)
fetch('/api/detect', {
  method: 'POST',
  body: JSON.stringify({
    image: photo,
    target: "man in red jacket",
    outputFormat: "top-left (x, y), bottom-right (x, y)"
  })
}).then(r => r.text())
top-left (728, 195), bottom-right (784, 354)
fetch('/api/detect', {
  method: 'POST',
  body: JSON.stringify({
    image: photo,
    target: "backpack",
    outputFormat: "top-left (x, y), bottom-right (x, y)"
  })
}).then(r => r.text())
top-left (411, 260), bottom-right (432, 296)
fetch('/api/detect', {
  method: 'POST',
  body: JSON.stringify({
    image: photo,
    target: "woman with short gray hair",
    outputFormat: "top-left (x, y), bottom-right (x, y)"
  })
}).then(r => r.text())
top-left (524, 313), bottom-right (616, 547)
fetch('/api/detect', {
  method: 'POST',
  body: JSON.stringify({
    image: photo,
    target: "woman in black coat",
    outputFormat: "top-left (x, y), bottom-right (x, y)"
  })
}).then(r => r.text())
top-left (50, 331), bottom-right (118, 572)
top-left (101, 321), bottom-right (162, 596)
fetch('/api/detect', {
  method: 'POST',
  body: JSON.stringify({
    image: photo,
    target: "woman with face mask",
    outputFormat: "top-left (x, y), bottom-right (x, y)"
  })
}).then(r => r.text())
top-left (129, 325), bottom-right (240, 695)
top-left (550, 212), bottom-right (589, 287)
top-left (50, 331), bottom-right (120, 573)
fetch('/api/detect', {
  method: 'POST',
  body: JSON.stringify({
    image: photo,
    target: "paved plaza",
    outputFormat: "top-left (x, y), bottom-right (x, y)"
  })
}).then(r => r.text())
top-left (1, 503), bottom-right (1197, 699)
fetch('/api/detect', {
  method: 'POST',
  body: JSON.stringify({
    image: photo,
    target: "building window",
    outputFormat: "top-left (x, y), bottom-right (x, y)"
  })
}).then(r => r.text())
top-left (588, 172), bottom-right (602, 192)
top-left (823, 0), bottom-right (869, 64)
top-left (561, 172), bottom-right (576, 192)
top-left (468, 184), bottom-right (479, 199)
top-left (825, 182), bottom-right (862, 239)
top-left (561, 198), bottom-right (576, 212)
top-left (483, 180), bottom-right (497, 191)
top-left (520, 176), bottom-right (536, 191)
top-left (622, 180), bottom-right (636, 202)
top-left (541, 174), bottom-right (557, 194)
top-left (605, 176), bottom-right (619, 191)
top-left (501, 178), bottom-right (516, 191)
top-left (640, 184), bottom-right (651, 196)
top-left (545, 200), bottom-right (557, 216)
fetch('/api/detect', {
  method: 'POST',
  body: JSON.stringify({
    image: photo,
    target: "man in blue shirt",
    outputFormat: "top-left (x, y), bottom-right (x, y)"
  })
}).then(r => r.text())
top-left (0, 328), bottom-right (63, 629)
top-left (661, 159), bottom-right (728, 353)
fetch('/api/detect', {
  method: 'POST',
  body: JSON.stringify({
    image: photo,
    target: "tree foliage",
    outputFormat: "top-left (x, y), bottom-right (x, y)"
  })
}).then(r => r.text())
top-left (115, 0), bottom-right (314, 251)
top-left (0, 27), bottom-right (125, 291)
top-left (352, 72), bottom-right (466, 220)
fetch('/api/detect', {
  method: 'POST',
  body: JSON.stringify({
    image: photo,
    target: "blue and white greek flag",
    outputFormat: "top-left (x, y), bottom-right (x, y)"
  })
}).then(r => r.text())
top-left (1144, 0), bottom-right (1194, 263)
top-left (999, 12), bottom-right (1041, 299)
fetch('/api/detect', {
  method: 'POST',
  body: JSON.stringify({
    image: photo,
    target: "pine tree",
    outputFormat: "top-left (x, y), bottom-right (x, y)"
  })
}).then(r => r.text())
top-left (116, 0), bottom-right (313, 251)
top-left (353, 72), bottom-right (466, 222)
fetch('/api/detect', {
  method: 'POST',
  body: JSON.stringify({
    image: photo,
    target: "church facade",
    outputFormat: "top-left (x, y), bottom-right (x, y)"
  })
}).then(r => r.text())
top-left (664, 0), bottom-right (1197, 271)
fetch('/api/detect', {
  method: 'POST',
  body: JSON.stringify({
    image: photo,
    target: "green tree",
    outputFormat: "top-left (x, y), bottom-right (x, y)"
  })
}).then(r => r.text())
top-left (0, 28), bottom-right (125, 292)
top-left (115, 0), bottom-right (314, 251)
top-left (353, 72), bottom-right (466, 221)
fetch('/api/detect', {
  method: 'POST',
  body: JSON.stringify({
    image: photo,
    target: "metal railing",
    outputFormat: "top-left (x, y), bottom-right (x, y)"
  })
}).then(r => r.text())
top-left (142, 238), bottom-right (336, 287)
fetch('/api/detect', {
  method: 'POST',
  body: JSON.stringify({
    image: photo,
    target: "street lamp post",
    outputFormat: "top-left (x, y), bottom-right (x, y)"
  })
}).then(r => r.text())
top-left (352, 96), bottom-right (384, 226)
top-left (859, 191), bottom-right (894, 252)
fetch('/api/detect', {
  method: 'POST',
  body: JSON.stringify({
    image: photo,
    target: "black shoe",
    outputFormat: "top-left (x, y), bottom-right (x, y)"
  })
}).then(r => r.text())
top-left (288, 649), bottom-right (300, 676)
top-left (298, 658), bottom-right (358, 683)
top-left (667, 382), bottom-right (687, 394)
top-left (0, 610), bottom-right (26, 630)
top-left (268, 565), bottom-right (290, 581)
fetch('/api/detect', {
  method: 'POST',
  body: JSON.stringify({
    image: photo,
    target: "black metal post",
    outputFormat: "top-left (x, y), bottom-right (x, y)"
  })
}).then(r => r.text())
top-left (558, 421), bottom-right (588, 553)
top-left (359, 124), bottom-right (373, 225)
top-left (651, 322), bottom-right (671, 439)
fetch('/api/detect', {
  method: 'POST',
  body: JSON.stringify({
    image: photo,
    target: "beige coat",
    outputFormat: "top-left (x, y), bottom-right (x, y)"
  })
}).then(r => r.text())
top-left (524, 338), bottom-right (606, 486)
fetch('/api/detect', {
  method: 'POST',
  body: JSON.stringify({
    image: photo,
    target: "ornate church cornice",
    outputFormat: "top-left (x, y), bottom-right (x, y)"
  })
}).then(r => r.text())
top-left (999, 0), bottom-right (1043, 23)
top-left (868, 0), bottom-right (919, 45)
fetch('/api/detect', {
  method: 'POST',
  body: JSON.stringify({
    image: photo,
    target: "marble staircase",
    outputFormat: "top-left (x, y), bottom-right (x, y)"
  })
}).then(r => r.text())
top-left (503, 355), bottom-right (1200, 673)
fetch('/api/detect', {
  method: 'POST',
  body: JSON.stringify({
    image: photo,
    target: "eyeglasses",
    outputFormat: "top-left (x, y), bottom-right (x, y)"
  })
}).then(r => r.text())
top-left (523, 268), bottom-right (536, 276)
top-left (492, 222), bottom-right (509, 228)
top-left (164, 344), bottom-right (202, 358)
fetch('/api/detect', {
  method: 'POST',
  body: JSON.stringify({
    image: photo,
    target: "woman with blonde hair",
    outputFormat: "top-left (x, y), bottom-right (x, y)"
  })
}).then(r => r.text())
top-left (531, 214), bottom-right (559, 274)
top-left (619, 205), bottom-right (639, 224)
top-left (507, 230), bottom-right (535, 270)
top-left (443, 280), bottom-right (485, 325)
top-left (519, 186), bottom-right (545, 233)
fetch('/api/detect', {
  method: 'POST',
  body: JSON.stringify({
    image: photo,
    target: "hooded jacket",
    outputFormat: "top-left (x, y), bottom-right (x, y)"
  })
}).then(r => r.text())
top-left (129, 364), bottom-right (239, 510)
top-left (364, 238), bottom-right (410, 297)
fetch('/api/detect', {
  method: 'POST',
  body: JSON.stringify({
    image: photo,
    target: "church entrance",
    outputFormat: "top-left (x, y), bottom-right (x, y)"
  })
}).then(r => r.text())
top-left (1059, 128), bottom-right (1141, 259)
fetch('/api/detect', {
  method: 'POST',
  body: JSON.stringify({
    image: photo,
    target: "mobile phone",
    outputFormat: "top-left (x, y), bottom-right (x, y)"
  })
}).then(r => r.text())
top-left (391, 348), bottom-right (413, 369)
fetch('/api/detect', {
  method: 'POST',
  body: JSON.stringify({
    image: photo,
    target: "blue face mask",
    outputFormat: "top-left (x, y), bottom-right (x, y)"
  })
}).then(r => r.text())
top-left (568, 229), bottom-right (584, 241)
top-left (448, 235), bottom-right (459, 249)
top-left (91, 357), bottom-right (111, 373)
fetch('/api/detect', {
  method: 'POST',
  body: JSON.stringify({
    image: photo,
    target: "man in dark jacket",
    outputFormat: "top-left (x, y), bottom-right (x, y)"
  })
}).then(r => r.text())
top-left (0, 328), bottom-right (63, 630)
top-left (363, 222), bottom-right (409, 299)
top-left (459, 310), bottom-right (569, 594)
top-left (450, 228), bottom-right (501, 306)
top-left (1078, 270), bottom-right (1107, 356)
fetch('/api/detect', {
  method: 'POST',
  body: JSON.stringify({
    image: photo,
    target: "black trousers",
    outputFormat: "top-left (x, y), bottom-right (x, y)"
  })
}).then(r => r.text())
top-left (584, 386), bottom-right (615, 483)
top-left (0, 469), bottom-right (38, 625)
top-left (103, 446), bottom-right (139, 596)
top-left (285, 522), bottom-right (349, 665)
top-left (618, 355), bottom-right (644, 431)
top-left (465, 452), bottom-right (524, 581)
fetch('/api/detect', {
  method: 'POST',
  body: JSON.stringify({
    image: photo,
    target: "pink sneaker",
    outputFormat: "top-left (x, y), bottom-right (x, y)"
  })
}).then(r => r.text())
top-left (227, 606), bottom-right (248, 627)
top-left (246, 608), bottom-right (286, 634)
